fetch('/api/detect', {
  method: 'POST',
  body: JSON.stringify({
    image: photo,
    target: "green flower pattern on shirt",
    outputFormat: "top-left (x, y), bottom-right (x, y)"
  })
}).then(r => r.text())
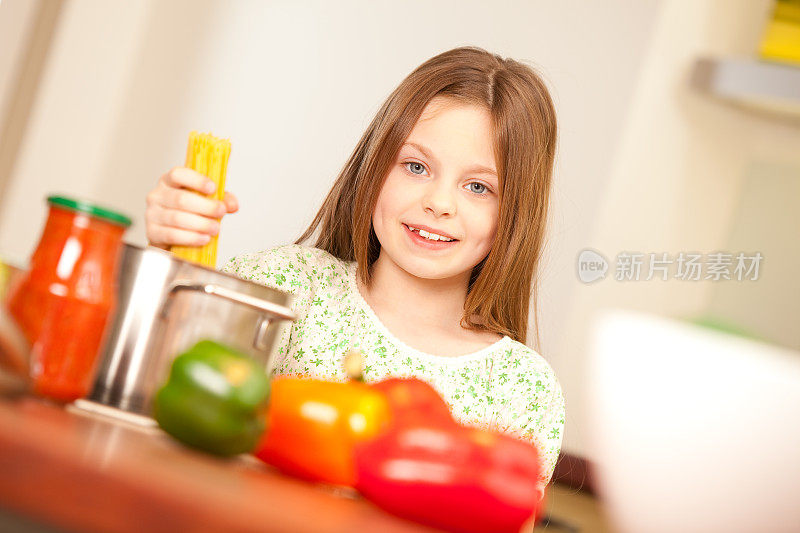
top-left (221, 244), bottom-right (566, 490)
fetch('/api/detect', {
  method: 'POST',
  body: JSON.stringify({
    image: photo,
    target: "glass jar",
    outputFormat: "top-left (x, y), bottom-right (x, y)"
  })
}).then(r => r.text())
top-left (6, 196), bottom-right (131, 401)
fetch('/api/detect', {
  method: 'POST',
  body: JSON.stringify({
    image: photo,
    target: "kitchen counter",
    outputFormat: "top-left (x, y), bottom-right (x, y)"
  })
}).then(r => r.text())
top-left (0, 396), bottom-right (437, 533)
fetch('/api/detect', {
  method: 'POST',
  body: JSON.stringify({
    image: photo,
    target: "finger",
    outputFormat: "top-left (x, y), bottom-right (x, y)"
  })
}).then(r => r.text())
top-left (161, 167), bottom-right (216, 195)
top-left (148, 225), bottom-right (212, 247)
top-left (159, 188), bottom-right (226, 218)
top-left (223, 191), bottom-right (239, 213)
top-left (151, 205), bottom-right (221, 235)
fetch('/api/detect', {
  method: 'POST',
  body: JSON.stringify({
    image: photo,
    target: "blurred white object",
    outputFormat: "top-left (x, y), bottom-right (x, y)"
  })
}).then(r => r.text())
top-left (587, 309), bottom-right (800, 533)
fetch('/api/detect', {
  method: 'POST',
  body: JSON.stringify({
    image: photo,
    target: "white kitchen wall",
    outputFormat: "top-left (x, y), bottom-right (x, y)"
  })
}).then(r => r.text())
top-left (0, 0), bottom-right (153, 257)
top-left (0, 0), bottom-right (39, 130)
top-left (707, 162), bottom-right (800, 350)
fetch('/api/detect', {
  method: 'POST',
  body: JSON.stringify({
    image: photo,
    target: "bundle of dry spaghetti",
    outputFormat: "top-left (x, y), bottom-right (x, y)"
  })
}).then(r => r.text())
top-left (170, 131), bottom-right (231, 267)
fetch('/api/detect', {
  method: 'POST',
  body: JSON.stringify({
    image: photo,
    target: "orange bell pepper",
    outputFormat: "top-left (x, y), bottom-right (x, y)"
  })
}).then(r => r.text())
top-left (254, 376), bottom-right (391, 486)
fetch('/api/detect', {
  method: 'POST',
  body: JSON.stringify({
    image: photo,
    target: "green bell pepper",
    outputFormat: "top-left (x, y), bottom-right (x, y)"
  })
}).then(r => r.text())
top-left (153, 340), bottom-right (270, 456)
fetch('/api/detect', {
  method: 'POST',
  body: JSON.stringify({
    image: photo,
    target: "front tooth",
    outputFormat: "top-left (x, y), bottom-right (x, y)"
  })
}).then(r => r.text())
top-left (430, 233), bottom-right (440, 241)
top-left (419, 229), bottom-right (430, 239)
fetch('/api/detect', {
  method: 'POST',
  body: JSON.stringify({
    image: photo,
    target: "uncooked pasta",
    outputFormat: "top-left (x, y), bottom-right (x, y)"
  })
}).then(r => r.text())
top-left (170, 131), bottom-right (231, 268)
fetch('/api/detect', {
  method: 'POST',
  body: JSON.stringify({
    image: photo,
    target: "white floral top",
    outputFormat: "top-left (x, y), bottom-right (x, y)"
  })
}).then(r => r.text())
top-left (221, 244), bottom-right (565, 493)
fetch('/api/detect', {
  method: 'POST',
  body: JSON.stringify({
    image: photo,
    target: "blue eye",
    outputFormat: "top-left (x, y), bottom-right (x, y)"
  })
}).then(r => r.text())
top-left (467, 182), bottom-right (488, 194)
top-left (404, 162), bottom-right (427, 175)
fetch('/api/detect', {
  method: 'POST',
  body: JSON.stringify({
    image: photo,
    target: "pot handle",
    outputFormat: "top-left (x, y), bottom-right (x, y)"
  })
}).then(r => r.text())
top-left (169, 282), bottom-right (296, 321)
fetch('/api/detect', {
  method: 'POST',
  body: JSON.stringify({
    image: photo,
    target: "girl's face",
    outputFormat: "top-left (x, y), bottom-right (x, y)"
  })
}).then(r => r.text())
top-left (372, 96), bottom-right (500, 283)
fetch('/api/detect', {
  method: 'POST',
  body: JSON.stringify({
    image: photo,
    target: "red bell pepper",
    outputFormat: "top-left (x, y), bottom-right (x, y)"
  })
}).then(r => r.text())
top-left (354, 423), bottom-right (544, 533)
top-left (371, 377), bottom-right (455, 428)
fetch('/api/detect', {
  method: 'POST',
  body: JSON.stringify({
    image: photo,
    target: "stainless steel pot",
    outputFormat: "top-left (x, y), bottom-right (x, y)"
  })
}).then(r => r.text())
top-left (85, 243), bottom-right (295, 419)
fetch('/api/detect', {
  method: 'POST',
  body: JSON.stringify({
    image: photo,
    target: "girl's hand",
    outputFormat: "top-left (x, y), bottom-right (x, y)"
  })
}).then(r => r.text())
top-left (145, 167), bottom-right (239, 250)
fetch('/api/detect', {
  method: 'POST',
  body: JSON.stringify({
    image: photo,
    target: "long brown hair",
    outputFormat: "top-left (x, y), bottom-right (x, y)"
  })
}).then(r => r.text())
top-left (296, 46), bottom-right (557, 349)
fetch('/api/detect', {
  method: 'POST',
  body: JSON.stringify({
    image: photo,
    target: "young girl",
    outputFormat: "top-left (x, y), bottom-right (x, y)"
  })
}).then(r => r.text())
top-left (145, 46), bottom-right (565, 497)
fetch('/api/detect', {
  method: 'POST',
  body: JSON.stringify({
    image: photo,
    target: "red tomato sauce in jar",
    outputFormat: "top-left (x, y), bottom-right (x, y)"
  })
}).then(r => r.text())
top-left (6, 196), bottom-right (131, 402)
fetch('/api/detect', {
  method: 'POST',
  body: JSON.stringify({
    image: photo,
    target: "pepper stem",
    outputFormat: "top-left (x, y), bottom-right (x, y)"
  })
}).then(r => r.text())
top-left (343, 348), bottom-right (365, 382)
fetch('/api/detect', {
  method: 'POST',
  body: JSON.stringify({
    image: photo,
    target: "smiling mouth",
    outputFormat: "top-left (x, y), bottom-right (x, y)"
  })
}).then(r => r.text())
top-left (403, 224), bottom-right (458, 242)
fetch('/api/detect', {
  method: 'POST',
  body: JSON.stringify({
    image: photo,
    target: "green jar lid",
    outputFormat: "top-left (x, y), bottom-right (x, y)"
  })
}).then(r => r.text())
top-left (47, 195), bottom-right (132, 227)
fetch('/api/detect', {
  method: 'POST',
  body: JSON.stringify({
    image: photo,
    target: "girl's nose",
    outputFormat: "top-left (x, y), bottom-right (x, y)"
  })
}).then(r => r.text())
top-left (422, 181), bottom-right (457, 217)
